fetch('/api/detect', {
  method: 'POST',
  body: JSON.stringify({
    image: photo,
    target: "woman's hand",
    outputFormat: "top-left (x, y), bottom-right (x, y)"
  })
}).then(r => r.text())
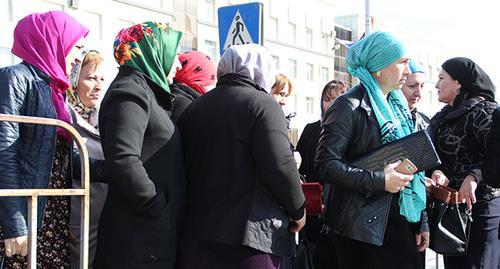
top-left (384, 161), bottom-right (413, 193)
top-left (415, 231), bottom-right (430, 252)
top-left (459, 175), bottom-right (478, 210)
top-left (3, 235), bottom-right (28, 257)
top-left (431, 170), bottom-right (449, 186)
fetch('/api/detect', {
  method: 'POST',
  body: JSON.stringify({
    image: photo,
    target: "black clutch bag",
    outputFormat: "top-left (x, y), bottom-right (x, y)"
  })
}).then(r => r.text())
top-left (352, 130), bottom-right (441, 172)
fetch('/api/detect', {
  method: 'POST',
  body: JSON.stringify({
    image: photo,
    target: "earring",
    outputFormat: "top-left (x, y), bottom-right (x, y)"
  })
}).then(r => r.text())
top-left (376, 71), bottom-right (381, 77)
top-left (456, 88), bottom-right (461, 95)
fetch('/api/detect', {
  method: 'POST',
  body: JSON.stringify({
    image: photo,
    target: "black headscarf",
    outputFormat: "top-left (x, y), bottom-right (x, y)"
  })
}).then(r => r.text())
top-left (441, 57), bottom-right (496, 107)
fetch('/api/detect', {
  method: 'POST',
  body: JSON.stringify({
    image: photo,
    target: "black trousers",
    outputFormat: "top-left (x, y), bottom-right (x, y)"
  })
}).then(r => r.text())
top-left (332, 212), bottom-right (423, 269)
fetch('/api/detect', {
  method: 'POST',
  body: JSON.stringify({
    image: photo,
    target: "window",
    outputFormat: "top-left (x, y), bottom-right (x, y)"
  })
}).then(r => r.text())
top-left (79, 11), bottom-right (102, 42)
top-left (0, 48), bottom-right (13, 68)
top-left (288, 22), bottom-right (296, 44)
top-left (334, 26), bottom-right (352, 41)
top-left (305, 28), bottom-right (312, 48)
top-left (306, 97), bottom-right (314, 115)
top-left (114, 0), bottom-right (173, 11)
top-left (320, 67), bottom-right (329, 83)
top-left (306, 63), bottom-right (314, 81)
top-left (268, 17), bottom-right (278, 40)
top-left (117, 0), bottom-right (160, 8)
top-left (321, 33), bottom-right (330, 53)
top-left (428, 65), bottom-right (434, 81)
top-left (271, 55), bottom-right (280, 71)
top-left (203, 40), bottom-right (217, 63)
top-left (1, 0), bottom-right (10, 23)
top-left (334, 56), bottom-right (347, 73)
top-left (25, 1), bottom-right (63, 15)
top-left (288, 59), bottom-right (297, 78)
top-left (198, 0), bottom-right (215, 22)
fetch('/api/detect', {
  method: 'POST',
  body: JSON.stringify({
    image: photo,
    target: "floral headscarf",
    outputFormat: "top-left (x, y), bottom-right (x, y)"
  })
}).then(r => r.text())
top-left (174, 51), bottom-right (216, 94)
top-left (11, 11), bottom-right (89, 140)
top-left (67, 50), bottom-right (100, 126)
top-left (113, 21), bottom-right (182, 93)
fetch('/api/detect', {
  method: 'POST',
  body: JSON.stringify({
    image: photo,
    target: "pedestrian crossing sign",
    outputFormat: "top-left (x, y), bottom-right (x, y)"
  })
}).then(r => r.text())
top-left (217, 2), bottom-right (263, 56)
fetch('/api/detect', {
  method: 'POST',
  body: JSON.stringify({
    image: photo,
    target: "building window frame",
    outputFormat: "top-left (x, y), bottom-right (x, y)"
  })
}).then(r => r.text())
top-left (288, 22), bottom-right (296, 45)
top-left (203, 40), bottom-right (218, 63)
top-left (306, 63), bottom-right (314, 81)
top-left (305, 96), bottom-right (314, 115)
top-left (288, 59), bottom-right (297, 78)
top-left (113, 0), bottom-right (174, 14)
top-left (305, 27), bottom-right (313, 48)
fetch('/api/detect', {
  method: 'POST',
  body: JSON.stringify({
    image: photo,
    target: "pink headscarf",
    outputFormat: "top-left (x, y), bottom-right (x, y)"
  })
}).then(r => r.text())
top-left (174, 51), bottom-right (216, 94)
top-left (11, 11), bottom-right (89, 140)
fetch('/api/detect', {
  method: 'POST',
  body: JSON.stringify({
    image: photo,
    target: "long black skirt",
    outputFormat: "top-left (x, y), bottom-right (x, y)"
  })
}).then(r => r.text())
top-left (332, 212), bottom-right (423, 269)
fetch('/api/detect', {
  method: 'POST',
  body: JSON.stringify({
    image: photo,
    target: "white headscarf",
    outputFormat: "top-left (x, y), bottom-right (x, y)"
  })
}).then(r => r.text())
top-left (217, 44), bottom-right (276, 93)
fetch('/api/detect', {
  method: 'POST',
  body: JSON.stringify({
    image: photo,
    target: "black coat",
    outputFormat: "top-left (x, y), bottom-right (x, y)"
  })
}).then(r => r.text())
top-left (411, 109), bottom-right (430, 132)
top-left (170, 81), bottom-right (201, 123)
top-left (429, 96), bottom-right (498, 200)
top-left (296, 120), bottom-right (322, 183)
top-left (483, 105), bottom-right (500, 187)
top-left (94, 66), bottom-right (185, 269)
top-left (177, 73), bottom-right (305, 257)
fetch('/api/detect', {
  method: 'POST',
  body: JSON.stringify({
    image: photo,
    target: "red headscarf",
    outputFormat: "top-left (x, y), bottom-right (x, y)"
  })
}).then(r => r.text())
top-left (11, 11), bottom-right (89, 140)
top-left (174, 51), bottom-right (216, 94)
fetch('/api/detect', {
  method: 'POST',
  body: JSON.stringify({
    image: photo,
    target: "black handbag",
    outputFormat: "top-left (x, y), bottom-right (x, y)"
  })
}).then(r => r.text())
top-left (292, 239), bottom-right (315, 269)
top-left (428, 184), bottom-right (472, 256)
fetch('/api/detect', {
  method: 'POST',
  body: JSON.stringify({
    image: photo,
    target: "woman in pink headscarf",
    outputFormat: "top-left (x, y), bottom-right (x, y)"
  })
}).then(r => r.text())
top-left (171, 51), bottom-right (216, 122)
top-left (0, 11), bottom-right (88, 268)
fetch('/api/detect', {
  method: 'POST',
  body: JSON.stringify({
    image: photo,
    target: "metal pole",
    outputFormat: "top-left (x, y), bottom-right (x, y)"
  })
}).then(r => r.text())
top-left (365, 0), bottom-right (371, 34)
top-left (0, 114), bottom-right (90, 269)
top-left (27, 195), bottom-right (38, 269)
top-left (436, 252), bottom-right (439, 268)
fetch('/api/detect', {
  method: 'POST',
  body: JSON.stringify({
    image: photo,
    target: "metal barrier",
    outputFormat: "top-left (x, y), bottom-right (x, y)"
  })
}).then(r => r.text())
top-left (0, 114), bottom-right (90, 269)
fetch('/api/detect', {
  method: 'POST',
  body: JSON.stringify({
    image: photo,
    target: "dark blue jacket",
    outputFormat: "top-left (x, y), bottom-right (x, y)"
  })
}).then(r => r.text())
top-left (0, 62), bottom-right (57, 238)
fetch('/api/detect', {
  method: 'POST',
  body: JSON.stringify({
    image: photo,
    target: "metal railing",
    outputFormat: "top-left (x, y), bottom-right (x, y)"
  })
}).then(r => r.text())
top-left (0, 114), bottom-right (90, 269)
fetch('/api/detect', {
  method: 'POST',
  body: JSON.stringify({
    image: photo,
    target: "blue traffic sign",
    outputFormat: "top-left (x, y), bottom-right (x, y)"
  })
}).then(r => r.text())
top-left (217, 2), bottom-right (263, 56)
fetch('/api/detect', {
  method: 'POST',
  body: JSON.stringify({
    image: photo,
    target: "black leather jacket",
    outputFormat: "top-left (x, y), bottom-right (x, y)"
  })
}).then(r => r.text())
top-left (315, 85), bottom-right (427, 246)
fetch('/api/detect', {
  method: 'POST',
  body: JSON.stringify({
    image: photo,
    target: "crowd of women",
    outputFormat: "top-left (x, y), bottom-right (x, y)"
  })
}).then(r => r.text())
top-left (0, 10), bottom-right (499, 269)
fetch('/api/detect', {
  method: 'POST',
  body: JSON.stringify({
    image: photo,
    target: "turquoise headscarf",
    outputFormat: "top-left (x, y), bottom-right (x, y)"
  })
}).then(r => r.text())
top-left (409, 59), bottom-right (425, 74)
top-left (346, 31), bottom-right (426, 223)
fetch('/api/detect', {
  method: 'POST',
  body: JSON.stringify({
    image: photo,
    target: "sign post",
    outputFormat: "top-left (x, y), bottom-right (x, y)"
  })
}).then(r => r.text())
top-left (217, 2), bottom-right (263, 56)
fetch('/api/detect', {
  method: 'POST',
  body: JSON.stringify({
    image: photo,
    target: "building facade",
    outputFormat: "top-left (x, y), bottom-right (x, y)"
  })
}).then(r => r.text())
top-left (1, 0), bottom-right (340, 135)
top-left (336, 14), bottom-right (445, 117)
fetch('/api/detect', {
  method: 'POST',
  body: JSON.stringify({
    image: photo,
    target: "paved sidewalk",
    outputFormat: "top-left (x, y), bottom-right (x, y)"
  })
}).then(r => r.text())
top-left (426, 249), bottom-right (444, 269)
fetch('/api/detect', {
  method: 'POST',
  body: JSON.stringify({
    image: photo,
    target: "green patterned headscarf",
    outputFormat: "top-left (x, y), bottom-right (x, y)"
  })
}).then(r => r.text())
top-left (113, 21), bottom-right (182, 93)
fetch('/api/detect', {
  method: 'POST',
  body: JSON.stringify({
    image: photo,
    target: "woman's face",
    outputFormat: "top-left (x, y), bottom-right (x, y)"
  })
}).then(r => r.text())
top-left (66, 39), bottom-right (85, 76)
top-left (435, 69), bottom-right (460, 105)
top-left (271, 83), bottom-right (290, 107)
top-left (401, 72), bottom-right (426, 110)
top-left (76, 63), bottom-right (105, 108)
top-left (375, 57), bottom-right (410, 94)
top-left (167, 56), bottom-right (182, 85)
top-left (322, 87), bottom-right (347, 113)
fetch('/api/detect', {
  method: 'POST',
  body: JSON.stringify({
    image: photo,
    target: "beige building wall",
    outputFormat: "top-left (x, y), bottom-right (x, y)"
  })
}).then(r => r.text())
top-left (1, 0), bottom-right (340, 135)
